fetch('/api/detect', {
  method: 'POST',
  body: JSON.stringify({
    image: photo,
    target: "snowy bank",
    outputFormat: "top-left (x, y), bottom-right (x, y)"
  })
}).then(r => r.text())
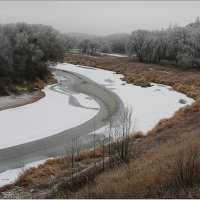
top-left (55, 63), bottom-right (194, 133)
top-left (0, 158), bottom-right (50, 187)
top-left (101, 53), bottom-right (128, 57)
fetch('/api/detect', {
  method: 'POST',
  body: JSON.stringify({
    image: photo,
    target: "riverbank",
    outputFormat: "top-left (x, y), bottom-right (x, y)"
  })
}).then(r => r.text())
top-left (1, 53), bottom-right (200, 198)
top-left (0, 70), bottom-right (57, 111)
top-left (0, 91), bottom-right (45, 111)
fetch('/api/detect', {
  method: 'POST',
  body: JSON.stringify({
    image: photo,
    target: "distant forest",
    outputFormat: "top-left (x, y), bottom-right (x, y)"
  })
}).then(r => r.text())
top-left (127, 18), bottom-right (200, 67)
top-left (63, 17), bottom-right (200, 68)
top-left (0, 18), bottom-right (200, 92)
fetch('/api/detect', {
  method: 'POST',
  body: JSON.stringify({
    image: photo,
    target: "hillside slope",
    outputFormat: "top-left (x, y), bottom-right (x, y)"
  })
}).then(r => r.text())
top-left (60, 53), bottom-right (200, 198)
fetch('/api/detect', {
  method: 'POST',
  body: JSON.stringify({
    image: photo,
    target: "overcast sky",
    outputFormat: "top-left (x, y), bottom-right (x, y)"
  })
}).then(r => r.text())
top-left (0, 1), bottom-right (199, 35)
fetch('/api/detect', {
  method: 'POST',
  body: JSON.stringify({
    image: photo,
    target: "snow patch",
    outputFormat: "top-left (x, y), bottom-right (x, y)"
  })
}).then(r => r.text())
top-left (101, 53), bottom-right (128, 57)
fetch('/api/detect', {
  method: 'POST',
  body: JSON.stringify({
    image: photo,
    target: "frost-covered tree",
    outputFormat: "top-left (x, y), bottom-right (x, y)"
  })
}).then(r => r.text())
top-left (99, 41), bottom-right (111, 53)
top-left (106, 33), bottom-right (128, 54)
top-left (127, 17), bottom-right (200, 67)
top-left (64, 33), bottom-right (128, 55)
top-left (79, 39), bottom-right (99, 55)
top-left (62, 35), bottom-right (76, 52)
top-left (0, 33), bottom-right (13, 77)
top-left (0, 22), bottom-right (65, 82)
top-left (128, 30), bottom-right (150, 62)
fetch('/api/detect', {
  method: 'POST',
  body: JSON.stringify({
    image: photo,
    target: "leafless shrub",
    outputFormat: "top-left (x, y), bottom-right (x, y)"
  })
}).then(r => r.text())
top-left (65, 136), bottom-right (82, 182)
top-left (173, 143), bottom-right (200, 187)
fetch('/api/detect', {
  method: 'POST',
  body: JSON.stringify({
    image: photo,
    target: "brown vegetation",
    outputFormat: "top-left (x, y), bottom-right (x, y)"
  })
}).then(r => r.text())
top-left (0, 70), bottom-right (57, 96)
top-left (0, 69), bottom-right (57, 111)
top-left (71, 139), bottom-right (200, 199)
top-left (14, 146), bottom-right (108, 190)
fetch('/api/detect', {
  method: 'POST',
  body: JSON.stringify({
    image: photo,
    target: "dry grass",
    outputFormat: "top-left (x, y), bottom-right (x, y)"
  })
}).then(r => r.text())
top-left (14, 147), bottom-right (106, 189)
top-left (129, 131), bottom-right (145, 141)
top-left (0, 70), bottom-right (56, 111)
top-left (15, 157), bottom-right (71, 188)
top-left (0, 79), bottom-right (18, 96)
top-left (0, 70), bottom-right (57, 96)
top-left (69, 137), bottom-right (200, 199)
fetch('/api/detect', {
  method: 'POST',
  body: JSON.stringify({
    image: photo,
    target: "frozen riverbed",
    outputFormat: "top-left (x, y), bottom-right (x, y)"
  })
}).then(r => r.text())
top-left (0, 78), bottom-right (99, 149)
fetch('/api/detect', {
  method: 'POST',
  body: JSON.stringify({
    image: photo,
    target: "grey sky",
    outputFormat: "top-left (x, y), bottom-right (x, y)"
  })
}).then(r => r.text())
top-left (0, 1), bottom-right (199, 35)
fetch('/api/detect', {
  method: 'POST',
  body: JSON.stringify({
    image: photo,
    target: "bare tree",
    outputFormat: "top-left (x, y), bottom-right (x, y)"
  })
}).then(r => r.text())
top-left (93, 122), bottom-right (97, 168)
top-left (116, 107), bottom-right (134, 163)
top-left (66, 136), bottom-right (82, 182)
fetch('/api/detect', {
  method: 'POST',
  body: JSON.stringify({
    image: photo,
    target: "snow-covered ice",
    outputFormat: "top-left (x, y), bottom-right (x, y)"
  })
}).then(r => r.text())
top-left (56, 63), bottom-right (194, 133)
top-left (0, 84), bottom-right (99, 149)
top-left (52, 85), bottom-right (99, 109)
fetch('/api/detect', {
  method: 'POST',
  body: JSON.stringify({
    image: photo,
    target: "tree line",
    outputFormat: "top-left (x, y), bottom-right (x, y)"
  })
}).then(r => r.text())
top-left (0, 23), bottom-right (65, 83)
top-left (62, 33), bottom-right (128, 55)
top-left (63, 17), bottom-right (200, 68)
top-left (0, 18), bottom-right (199, 87)
top-left (127, 17), bottom-right (200, 67)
